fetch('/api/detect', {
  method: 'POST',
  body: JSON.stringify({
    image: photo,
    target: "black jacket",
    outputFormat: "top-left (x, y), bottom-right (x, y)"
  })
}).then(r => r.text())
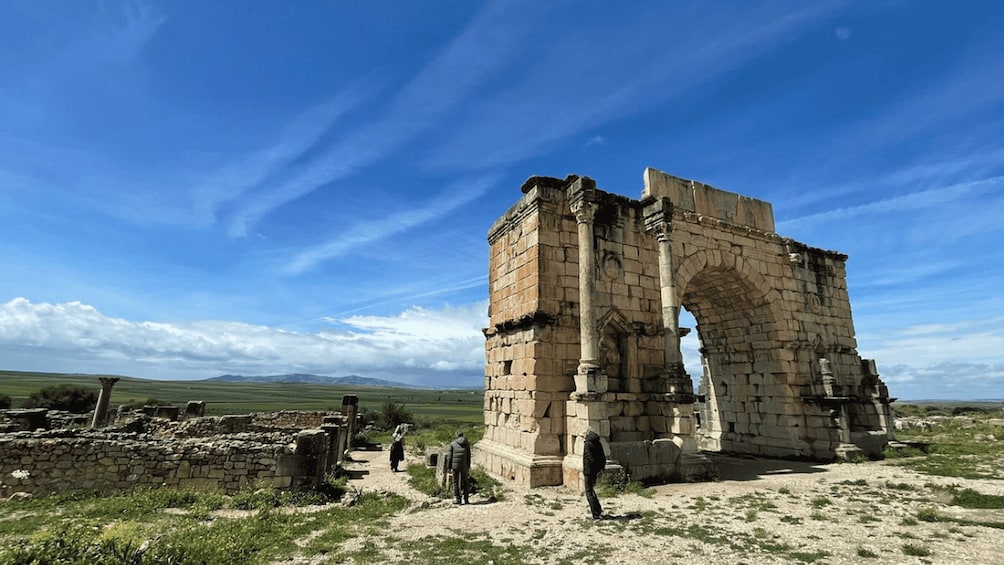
top-left (582, 431), bottom-right (606, 477)
top-left (446, 435), bottom-right (471, 471)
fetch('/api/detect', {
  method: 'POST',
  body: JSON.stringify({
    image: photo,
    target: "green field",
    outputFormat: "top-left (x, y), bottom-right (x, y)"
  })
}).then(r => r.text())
top-left (0, 370), bottom-right (484, 425)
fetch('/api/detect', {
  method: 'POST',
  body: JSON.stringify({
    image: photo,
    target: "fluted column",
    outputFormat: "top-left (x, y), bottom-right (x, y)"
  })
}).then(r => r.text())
top-left (643, 197), bottom-right (684, 375)
top-left (90, 376), bottom-right (120, 429)
top-left (568, 177), bottom-right (605, 394)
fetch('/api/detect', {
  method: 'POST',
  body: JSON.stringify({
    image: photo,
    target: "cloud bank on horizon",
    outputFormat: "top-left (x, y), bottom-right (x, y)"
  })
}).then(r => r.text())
top-left (1, 1), bottom-right (1002, 399)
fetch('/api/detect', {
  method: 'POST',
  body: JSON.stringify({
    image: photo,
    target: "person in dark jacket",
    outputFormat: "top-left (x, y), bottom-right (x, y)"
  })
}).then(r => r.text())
top-left (389, 424), bottom-right (406, 472)
top-left (445, 430), bottom-right (471, 504)
top-left (582, 428), bottom-right (606, 519)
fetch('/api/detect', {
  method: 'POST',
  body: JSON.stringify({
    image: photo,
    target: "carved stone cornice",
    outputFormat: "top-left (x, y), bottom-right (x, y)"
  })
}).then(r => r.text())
top-left (566, 176), bottom-right (598, 224)
top-left (643, 197), bottom-right (673, 241)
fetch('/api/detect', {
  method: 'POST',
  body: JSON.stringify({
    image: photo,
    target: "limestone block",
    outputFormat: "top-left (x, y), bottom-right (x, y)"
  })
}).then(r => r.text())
top-left (531, 400), bottom-right (551, 419)
top-left (611, 416), bottom-right (634, 432)
top-left (625, 401), bottom-right (645, 417)
top-left (636, 416), bottom-right (651, 432)
top-left (530, 433), bottom-right (560, 454)
top-left (649, 415), bottom-right (668, 433)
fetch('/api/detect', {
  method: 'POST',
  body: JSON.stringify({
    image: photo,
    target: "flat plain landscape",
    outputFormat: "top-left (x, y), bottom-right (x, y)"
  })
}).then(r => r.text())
top-left (1, 371), bottom-right (1002, 564)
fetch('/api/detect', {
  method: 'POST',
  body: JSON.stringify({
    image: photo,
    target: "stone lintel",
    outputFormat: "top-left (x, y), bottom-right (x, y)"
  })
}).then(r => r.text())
top-left (643, 167), bottom-right (775, 232)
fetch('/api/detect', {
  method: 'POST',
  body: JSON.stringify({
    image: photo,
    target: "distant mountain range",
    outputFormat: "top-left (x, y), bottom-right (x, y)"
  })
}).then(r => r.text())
top-left (205, 373), bottom-right (422, 389)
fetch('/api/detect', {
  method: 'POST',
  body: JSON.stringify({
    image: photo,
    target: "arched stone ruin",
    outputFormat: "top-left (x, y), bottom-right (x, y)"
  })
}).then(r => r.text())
top-left (474, 168), bottom-right (894, 490)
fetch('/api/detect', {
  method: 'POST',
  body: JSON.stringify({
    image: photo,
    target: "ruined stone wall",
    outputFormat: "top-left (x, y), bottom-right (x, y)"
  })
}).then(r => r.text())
top-left (481, 180), bottom-right (570, 485)
top-left (170, 411), bottom-right (338, 437)
top-left (0, 430), bottom-right (320, 496)
top-left (0, 411), bottom-right (348, 497)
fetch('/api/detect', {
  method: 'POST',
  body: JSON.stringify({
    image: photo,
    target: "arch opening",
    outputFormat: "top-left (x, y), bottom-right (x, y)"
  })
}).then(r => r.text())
top-left (679, 265), bottom-right (781, 455)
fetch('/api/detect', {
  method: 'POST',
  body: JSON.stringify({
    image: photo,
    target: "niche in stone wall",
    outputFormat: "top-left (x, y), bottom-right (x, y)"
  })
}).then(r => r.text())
top-left (598, 309), bottom-right (634, 393)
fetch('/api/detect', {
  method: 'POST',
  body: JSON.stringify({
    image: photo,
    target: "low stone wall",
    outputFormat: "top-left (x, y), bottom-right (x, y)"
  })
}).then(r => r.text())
top-left (0, 409), bottom-right (89, 432)
top-left (0, 429), bottom-right (329, 497)
top-left (166, 411), bottom-right (338, 437)
top-left (0, 413), bottom-right (350, 497)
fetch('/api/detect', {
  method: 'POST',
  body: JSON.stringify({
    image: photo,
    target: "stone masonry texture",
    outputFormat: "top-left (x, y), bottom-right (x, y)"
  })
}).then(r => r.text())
top-left (474, 168), bottom-right (894, 490)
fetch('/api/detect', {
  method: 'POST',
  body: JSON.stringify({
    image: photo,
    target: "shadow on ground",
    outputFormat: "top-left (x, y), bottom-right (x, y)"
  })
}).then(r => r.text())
top-left (706, 453), bottom-right (831, 482)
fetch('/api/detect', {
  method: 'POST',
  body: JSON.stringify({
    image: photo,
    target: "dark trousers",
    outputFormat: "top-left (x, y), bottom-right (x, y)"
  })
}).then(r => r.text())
top-left (584, 472), bottom-right (602, 517)
top-left (451, 468), bottom-right (469, 502)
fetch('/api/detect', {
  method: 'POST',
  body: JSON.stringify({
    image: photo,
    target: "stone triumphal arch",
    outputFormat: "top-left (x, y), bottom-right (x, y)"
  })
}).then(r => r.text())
top-left (473, 168), bottom-right (894, 489)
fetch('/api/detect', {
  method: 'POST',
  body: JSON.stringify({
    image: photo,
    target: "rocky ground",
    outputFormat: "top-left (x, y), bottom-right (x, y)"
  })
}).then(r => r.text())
top-left (334, 447), bottom-right (1004, 565)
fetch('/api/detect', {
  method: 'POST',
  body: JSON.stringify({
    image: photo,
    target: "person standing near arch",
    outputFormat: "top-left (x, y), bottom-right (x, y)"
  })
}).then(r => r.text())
top-left (389, 424), bottom-right (406, 472)
top-left (446, 430), bottom-right (471, 504)
top-left (582, 428), bottom-right (606, 519)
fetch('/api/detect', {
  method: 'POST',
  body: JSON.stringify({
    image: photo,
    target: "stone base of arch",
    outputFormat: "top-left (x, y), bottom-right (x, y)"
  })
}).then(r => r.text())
top-left (472, 439), bottom-right (564, 488)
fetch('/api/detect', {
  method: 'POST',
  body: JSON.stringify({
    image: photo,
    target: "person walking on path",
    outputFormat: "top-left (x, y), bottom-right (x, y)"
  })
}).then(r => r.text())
top-left (445, 430), bottom-right (471, 504)
top-left (389, 424), bottom-right (406, 472)
top-left (582, 428), bottom-right (606, 519)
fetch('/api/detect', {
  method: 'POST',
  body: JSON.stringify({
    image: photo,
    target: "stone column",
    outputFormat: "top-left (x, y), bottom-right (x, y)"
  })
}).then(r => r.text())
top-left (90, 376), bottom-right (120, 429)
top-left (341, 395), bottom-right (359, 459)
top-left (568, 177), bottom-right (605, 394)
top-left (643, 197), bottom-right (692, 400)
top-left (643, 198), bottom-right (682, 370)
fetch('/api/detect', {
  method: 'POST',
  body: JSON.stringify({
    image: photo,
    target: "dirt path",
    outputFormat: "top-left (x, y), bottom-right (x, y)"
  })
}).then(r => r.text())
top-left (336, 448), bottom-right (1004, 564)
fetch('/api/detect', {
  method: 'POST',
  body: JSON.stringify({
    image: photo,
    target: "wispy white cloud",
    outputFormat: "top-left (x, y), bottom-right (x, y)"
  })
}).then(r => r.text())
top-left (859, 45), bottom-right (1004, 147)
top-left (280, 174), bottom-right (498, 275)
top-left (776, 174), bottom-right (1004, 239)
top-left (225, 2), bottom-right (542, 236)
top-left (424, 2), bottom-right (849, 170)
top-left (857, 317), bottom-right (1004, 399)
top-left (91, 0), bottom-right (166, 64)
top-left (331, 301), bottom-right (488, 341)
top-left (0, 297), bottom-right (486, 385)
top-left (190, 83), bottom-right (375, 224)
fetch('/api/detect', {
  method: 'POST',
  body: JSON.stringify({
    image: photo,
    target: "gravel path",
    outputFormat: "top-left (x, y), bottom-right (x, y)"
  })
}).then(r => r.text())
top-left (333, 447), bottom-right (1004, 564)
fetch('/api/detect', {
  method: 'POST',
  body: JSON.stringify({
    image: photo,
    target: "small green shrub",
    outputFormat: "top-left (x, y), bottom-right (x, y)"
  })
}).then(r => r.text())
top-left (789, 550), bottom-right (830, 563)
top-left (381, 401), bottom-right (413, 429)
top-left (810, 496), bottom-right (831, 508)
top-left (902, 543), bottom-right (932, 557)
top-left (950, 488), bottom-right (1004, 509)
top-left (856, 547), bottom-right (879, 558)
top-left (470, 467), bottom-right (504, 501)
top-left (23, 384), bottom-right (98, 413)
top-left (595, 468), bottom-right (653, 498)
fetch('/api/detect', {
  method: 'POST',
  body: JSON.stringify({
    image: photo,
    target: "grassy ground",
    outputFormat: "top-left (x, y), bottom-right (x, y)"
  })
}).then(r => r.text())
top-left (0, 370), bottom-right (483, 423)
top-left (887, 405), bottom-right (1004, 481)
top-left (2, 375), bottom-right (1002, 563)
top-left (3, 414), bottom-right (1002, 564)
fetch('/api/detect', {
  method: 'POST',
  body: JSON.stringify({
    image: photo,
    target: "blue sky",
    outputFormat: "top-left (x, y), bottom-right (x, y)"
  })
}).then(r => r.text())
top-left (1, 1), bottom-right (1002, 399)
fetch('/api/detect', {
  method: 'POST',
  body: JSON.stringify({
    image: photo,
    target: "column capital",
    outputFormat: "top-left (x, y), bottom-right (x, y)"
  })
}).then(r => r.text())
top-left (570, 199), bottom-right (597, 224)
top-left (643, 197), bottom-right (673, 240)
top-left (567, 176), bottom-right (598, 224)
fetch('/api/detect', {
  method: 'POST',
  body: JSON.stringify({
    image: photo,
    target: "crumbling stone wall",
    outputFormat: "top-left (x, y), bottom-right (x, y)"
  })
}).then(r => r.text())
top-left (0, 410), bottom-right (349, 497)
top-left (168, 411), bottom-right (338, 437)
top-left (475, 168), bottom-right (894, 490)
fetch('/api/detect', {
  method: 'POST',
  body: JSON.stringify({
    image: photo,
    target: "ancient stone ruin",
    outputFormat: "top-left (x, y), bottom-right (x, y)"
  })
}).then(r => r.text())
top-left (0, 391), bottom-right (361, 497)
top-left (474, 168), bottom-right (894, 490)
